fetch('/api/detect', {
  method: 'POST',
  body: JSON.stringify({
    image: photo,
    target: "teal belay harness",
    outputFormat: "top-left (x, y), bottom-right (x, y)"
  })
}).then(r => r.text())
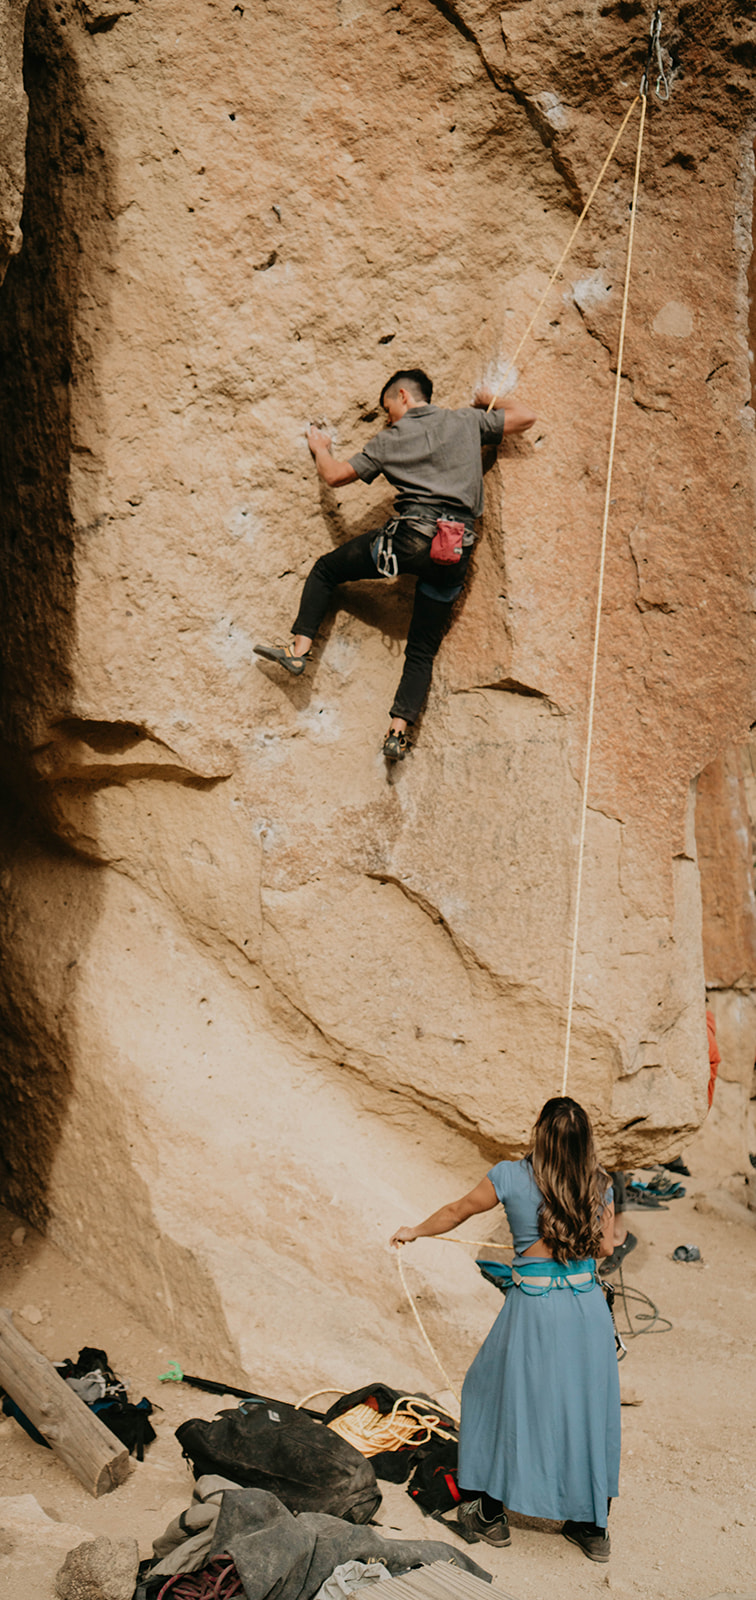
top-left (477, 1256), bottom-right (625, 1354)
top-left (476, 1258), bottom-right (597, 1296)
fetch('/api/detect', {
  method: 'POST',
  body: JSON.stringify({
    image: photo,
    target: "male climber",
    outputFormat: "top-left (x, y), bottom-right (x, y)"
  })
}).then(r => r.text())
top-left (254, 368), bottom-right (536, 760)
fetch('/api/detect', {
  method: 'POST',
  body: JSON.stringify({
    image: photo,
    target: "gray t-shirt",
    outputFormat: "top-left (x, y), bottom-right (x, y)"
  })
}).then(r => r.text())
top-left (348, 403), bottom-right (505, 519)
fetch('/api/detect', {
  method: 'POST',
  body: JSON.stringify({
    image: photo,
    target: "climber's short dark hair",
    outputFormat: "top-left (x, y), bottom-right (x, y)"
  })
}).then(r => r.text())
top-left (379, 368), bottom-right (433, 408)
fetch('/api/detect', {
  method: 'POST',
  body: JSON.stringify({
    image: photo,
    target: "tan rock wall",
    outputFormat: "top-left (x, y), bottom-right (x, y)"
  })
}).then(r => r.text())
top-left (692, 738), bottom-right (756, 1172)
top-left (0, 0), bottom-right (27, 279)
top-left (696, 745), bottom-right (756, 995)
top-left (0, 0), bottom-right (755, 1373)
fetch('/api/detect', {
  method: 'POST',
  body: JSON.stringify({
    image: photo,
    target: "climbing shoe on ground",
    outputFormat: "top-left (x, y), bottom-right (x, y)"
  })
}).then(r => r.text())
top-left (624, 1190), bottom-right (667, 1209)
top-left (600, 1232), bottom-right (637, 1275)
top-left (457, 1498), bottom-right (511, 1547)
top-left (660, 1157), bottom-right (690, 1176)
top-left (629, 1175), bottom-right (685, 1200)
top-left (253, 642), bottom-right (310, 676)
top-left (562, 1521), bottom-right (611, 1563)
top-left (383, 729), bottom-right (411, 761)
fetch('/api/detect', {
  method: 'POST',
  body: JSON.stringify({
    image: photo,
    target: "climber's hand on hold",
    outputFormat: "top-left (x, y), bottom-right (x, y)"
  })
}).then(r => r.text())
top-left (307, 424), bottom-right (333, 456)
top-left (307, 426), bottom-right (360, 488)
top-left (474, 389), bottom-right (538, 435)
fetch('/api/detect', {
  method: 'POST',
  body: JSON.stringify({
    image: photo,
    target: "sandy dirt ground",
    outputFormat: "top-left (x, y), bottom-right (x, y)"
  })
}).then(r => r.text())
top-left (1, 1169), bottom-right (755, 1600)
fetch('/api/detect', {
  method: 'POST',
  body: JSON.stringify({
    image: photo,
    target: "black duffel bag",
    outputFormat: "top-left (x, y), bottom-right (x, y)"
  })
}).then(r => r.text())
top-left (176, 1399), bottom-right (381, 1524)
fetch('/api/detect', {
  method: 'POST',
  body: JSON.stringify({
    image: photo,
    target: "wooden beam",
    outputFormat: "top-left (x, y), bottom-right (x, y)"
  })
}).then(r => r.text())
top-left (0, 1309), bottom-right (130, 1496)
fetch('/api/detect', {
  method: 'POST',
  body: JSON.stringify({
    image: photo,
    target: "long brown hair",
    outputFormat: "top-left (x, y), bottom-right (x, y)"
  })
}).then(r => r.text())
top-left (529, 1097), bottom-right (608, 1264)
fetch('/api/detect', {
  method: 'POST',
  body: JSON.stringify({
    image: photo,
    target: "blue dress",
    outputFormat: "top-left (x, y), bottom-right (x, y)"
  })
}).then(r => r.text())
top-left (457, 1158), bottom-right (620, 1528)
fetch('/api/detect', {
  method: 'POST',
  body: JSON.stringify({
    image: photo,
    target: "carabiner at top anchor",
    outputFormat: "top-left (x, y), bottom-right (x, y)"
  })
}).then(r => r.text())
top-left (640, 6), bottom-right (671, 101)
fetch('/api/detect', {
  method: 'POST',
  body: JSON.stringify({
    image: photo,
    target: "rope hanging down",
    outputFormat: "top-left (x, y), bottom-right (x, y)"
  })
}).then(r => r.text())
top-left (485, 6), bottom-right (670, 411)
top-left (391, 15), bottom-right (667, 1392)
top-left (561, 88), bottom-right (648, 1097)
top-left (486, 95), bottom-right (640, 411)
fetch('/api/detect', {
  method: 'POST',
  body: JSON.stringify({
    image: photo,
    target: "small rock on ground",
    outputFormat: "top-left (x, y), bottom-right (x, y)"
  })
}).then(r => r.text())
top-left (55, 1536), bottom-right (139, 1600)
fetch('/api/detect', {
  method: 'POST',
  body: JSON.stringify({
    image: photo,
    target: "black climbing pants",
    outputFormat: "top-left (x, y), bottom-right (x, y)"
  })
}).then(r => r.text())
top-left (291, 520), bottom-right (473, 724)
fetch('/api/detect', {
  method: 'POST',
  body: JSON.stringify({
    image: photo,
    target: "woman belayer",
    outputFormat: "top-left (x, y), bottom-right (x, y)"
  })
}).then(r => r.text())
top-left (390, 1096), bottom-right (620, 1562)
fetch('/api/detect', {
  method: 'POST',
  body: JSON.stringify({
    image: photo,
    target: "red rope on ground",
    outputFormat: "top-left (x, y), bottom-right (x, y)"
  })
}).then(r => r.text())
top-left (156, 1556), bottom-right (244, 1599)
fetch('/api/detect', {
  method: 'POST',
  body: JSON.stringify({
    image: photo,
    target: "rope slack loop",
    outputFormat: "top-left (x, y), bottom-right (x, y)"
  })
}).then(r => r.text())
top-left (486, 94), bottom-right (640, 410)
top-left (295, 1387), bottom-right (346, 1410)
top-left (560, 87), bottom-right (648, 1097)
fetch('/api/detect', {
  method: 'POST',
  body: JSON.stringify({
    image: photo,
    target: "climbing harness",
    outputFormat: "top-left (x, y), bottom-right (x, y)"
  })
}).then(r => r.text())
top-left (394, 1224), bottom-right (670, 1404)
top-left (474, 1258), bottom-right (597, 1296)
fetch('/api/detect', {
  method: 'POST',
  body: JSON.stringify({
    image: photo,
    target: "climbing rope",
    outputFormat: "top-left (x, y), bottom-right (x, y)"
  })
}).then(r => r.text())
top-left (328, 1394), bottom-right (457, 1454)
top-left (611, 1262), bottom-right (673, 1339)
top-left (376, 14), bottom-right (670, 1417)
top-left (156, 1557), bottom-right (244, 1600)
top-left (392, 1235), bottom-right (515, 1409)
top-left (483, 23), bottom-right (667, 1095)
top-left (486, 94), bottom-right (641, 410)
top-left (395, 1246), bottom-right (461, 1408)
top-left (560, 84), bottom-right (648, 1095)
top-left (486, 8), bottom-right (671, 406)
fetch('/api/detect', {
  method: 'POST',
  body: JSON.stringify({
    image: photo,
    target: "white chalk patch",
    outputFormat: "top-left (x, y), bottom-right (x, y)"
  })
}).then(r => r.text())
top-left (439, 894), bottom-right (470, 924)
top-left (229, 505), bottom-right (265, 545)
top-left (249, 732), bottom-right (289, 766)
top-left (652, 300), bottom-right (694, 338)
top-left (573, 270), bottom-right (613, 312)
top-left (327, 635), bottom-right (361, 679)
top-left (477, 358), bottom-right (519, 400)
top-left (535, 91), bottom-right (570, 131)
top-left (297, 702), bottom-right (341, 742)
top-left (212, 616), bottom-right (255, 669)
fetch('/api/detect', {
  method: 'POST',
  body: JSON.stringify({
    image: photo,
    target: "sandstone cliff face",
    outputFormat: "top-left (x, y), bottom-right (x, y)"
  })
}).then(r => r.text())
top-left (0, 0), bottom-right (27, 280)
top-left (694, 738), bottom-right (756, 1170)
top-left (0, 0), bottom-right (754, 1380)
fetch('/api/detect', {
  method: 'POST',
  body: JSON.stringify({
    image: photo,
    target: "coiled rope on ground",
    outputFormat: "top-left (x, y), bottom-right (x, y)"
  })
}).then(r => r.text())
top-left (328, 1394), bottom-right (458, 1455)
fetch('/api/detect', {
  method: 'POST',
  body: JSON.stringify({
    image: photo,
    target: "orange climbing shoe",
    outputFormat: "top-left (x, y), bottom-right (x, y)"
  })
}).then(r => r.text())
top-left (253, 642), bottom-right (310, 676)
top-left (383, 729), bottom-right (411, 761)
